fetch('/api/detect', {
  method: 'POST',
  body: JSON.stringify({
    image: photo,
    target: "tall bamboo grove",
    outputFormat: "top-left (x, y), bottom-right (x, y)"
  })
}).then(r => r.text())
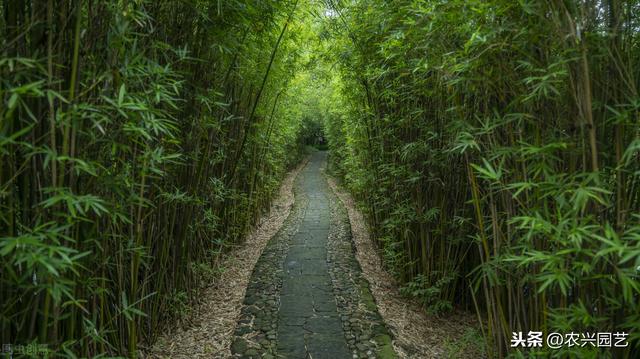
top-left (323, 0), bottom-right (640, 357)
top-left (1, 0), bottom-right (308, 356)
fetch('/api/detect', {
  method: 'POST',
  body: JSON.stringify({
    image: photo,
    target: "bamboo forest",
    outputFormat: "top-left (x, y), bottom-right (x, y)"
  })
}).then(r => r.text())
top-left (2, 0), bottom-right (640, 358)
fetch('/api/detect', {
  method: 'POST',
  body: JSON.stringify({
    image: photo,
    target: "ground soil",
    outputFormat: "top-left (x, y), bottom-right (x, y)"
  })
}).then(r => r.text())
top-left (147, 153), bottom-right (483, 359)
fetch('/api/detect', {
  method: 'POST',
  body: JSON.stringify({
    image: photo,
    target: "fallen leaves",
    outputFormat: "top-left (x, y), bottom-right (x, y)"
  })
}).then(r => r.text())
top-left (145, 161), bottom-right (307, 359)
top-left (327, 176), bottom-right (482, 359)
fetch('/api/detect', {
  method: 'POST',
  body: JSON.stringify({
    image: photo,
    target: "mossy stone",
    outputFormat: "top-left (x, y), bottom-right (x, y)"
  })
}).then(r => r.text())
top-left (231, 338), bottom-right (248, 354)
top-left (374, 334), bottom-right (396, 359)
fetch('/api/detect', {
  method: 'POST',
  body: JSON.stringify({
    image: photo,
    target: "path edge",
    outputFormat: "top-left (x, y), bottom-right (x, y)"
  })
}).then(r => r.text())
top-left (324, 171), bottom-right (399, 359)
top-left (145, 157), bottom-right (309, 358)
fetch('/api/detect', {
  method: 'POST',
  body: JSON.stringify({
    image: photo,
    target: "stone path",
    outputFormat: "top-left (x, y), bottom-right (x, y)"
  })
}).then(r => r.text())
top-left (277, 154), bottom-right (350, 358)
top-left (232, 152), bottom-right (395, 359)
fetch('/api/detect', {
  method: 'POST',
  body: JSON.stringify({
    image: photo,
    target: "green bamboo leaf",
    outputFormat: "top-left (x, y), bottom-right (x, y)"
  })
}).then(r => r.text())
top-left (118, 84), bottom-right (126, 106)
top-left (471, 158), bottom-right (501, 182)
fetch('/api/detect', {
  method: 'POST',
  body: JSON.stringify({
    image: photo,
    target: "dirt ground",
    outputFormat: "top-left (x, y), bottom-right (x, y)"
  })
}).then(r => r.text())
top-left (327, 176), bottom-right (484, 359)
top-left (146, 160), bottom-right (483, 359)
top-left (146, 160), bottom-right (307, 358)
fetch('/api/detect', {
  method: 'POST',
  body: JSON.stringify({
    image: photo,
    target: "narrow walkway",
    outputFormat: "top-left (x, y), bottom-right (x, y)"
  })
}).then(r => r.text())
top-left (276, 153), bottom-right (350, 358)
top-left (232, 152), bottom-right (395, 359)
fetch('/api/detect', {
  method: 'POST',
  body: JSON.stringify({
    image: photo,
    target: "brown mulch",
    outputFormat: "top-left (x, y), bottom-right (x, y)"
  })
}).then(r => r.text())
top-left (145, 161), bottom-right (307, 359)
top-left (327, 177), bottom-right (484, 359)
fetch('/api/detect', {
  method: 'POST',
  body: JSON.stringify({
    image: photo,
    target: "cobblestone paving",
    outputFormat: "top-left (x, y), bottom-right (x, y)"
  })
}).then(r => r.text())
top-left (232, 152), bottom-right (395, 359)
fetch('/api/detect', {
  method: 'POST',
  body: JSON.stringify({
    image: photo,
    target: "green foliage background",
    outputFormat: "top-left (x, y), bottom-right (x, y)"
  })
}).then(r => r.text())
top-left (319, 0), bottom-right (640, 357)
top-left (0, 0), bottom-right (322, 356)
top-left (3, 0), bottom-right (640, 357)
